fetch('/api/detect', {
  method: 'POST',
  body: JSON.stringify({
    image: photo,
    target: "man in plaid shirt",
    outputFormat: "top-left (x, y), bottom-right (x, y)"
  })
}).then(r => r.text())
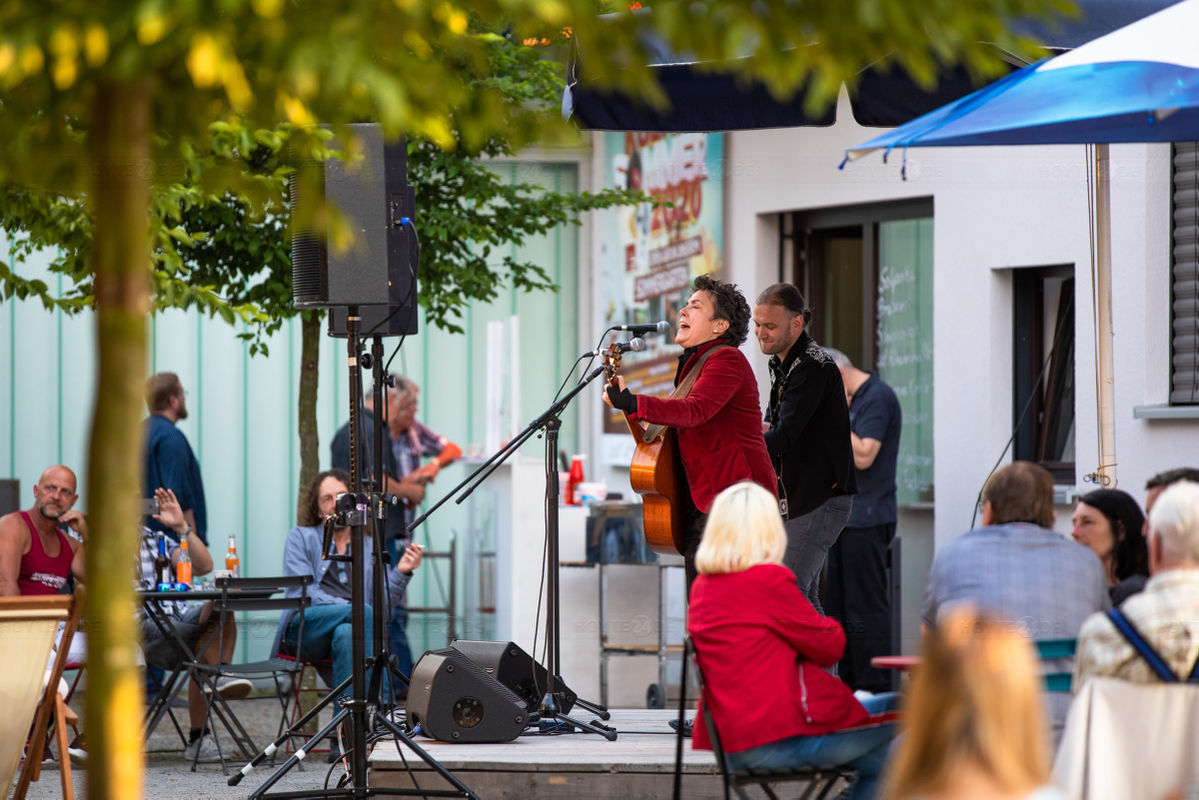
top-left (137, 487), bottom-right (250, 761)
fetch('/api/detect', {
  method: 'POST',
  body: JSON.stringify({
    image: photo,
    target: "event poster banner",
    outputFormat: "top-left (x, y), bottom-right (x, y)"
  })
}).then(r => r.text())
top-left (598, 132), bottom-right (724, 465)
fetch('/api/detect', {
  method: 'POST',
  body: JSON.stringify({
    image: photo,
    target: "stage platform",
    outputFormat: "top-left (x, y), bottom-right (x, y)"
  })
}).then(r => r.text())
top-left (369, 708), bottom-right (765, 799)
top-left (371, 708), bottom-right (848, 799)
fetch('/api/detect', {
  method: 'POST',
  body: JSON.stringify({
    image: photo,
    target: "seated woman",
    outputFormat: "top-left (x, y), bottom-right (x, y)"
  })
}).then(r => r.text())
top-left (272, 469), bottom-right (422, 702)
top-left (1071, 488), bottom-right (1149, 604)
top-left (687, 481), bottom-right (898, 800)
top-left (881, 607), bottom-right (1065, 800)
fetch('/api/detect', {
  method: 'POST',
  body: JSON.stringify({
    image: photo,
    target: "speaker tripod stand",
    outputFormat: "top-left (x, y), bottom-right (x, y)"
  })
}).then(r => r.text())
top-left (238, 312), bottom-right (477, 799)
top-left (410, 362), bottom-right (616, 740)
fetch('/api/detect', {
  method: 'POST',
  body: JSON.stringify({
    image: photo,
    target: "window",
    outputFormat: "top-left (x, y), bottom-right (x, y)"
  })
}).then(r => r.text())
top-left (1012, 267), bottom-right (1075, 480)
top-left (780, 200), bottom-right (934, 504)
top-left (1171, 143), bottom-right (1199, 404)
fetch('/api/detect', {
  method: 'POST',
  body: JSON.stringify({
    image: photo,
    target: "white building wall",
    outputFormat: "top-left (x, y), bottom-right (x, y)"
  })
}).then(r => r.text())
top-left (714, 91), bottom-right (1193, 551)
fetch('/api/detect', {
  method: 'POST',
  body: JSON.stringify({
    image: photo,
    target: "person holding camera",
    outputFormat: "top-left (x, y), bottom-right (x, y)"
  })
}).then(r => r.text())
top-left (330, 374), bottom-right (457, 679)
top-left (273, 470), bottom-right (423, 713)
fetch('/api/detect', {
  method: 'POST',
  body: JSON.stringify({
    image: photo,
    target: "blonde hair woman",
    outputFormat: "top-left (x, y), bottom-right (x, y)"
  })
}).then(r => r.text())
top-left (688, 482), bottom-right (899, 800)
top-left (881, 607), bottom-right (1064, 800)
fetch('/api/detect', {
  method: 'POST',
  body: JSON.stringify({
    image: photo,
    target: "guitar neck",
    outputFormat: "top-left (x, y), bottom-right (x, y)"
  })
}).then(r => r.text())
top-left (604, 348), bottom-right (647, 444)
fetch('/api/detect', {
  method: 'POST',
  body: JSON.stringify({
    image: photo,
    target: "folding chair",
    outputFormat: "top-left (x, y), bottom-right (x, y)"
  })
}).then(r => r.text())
top-left (274, 654), bottom-right (333, 753)
top-left (183, 575), bottom-right (312, 774)
top-left (1036, 638), bottom-right (1077, 693)
top-left (5, 588), bottom-right (81, 800)
top-left (675, 637), bottom-right (879, 800)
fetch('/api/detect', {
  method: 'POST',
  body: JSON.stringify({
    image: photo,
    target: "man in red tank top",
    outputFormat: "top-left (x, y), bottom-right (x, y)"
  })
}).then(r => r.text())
top-left (0, 464), bottom-right (86, 597)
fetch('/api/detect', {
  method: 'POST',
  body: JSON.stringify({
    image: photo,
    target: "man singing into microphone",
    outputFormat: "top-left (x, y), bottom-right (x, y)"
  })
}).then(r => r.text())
top-left (603, 275), bottom-right (776, 591)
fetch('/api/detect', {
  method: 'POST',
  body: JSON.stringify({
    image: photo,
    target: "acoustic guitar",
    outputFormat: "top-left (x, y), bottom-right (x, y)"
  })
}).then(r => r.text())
top-left (603, 344), bottom-right (686, 556)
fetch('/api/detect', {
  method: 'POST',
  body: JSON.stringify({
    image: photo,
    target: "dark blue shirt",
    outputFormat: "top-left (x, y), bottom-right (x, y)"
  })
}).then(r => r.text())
top-left (846, 373), bottom-right (901, 527)
top-left (142, 414), bottom-right (208, 543)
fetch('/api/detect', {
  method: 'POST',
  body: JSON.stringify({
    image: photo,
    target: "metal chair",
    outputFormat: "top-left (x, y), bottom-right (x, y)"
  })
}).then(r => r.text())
top-left (183, 575), bottom-right (312, 774)
top-left (673, 638), bottom-right (853, 800)
top-left (275, 654), bottom-right (333, 753)
top-left (1036, 638), bottom-right (1078, 693)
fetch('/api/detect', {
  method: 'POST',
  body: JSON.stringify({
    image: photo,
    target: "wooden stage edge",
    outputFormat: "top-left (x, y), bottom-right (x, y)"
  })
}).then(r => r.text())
top-left (370, 708), bottom-right (829, 799)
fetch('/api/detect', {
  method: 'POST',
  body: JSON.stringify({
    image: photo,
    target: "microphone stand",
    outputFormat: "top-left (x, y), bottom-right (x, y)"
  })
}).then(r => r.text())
top-left (409, 363), bottom-right (615, 740)
top-left (243, 309), bottom-right (477, 800)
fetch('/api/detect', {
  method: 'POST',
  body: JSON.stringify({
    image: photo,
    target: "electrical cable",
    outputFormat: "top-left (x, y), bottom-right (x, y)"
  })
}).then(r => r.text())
top-left (970, 287), bottom-right (1075, 530)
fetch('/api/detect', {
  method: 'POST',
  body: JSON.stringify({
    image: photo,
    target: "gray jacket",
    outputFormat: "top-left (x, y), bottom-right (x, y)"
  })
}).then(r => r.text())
top-left (270, 524), bottom-right (412, 660)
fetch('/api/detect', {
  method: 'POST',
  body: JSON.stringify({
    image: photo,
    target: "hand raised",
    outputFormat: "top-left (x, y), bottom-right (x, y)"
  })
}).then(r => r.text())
top-left (397, 541), bottom-right (424, 574)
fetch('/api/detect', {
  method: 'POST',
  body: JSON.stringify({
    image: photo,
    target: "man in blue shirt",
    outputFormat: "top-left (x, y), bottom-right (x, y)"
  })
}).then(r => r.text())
top-left (143, 372), bottom-right (208, 545)
top-left (825, 349), bottom-right (902, 693)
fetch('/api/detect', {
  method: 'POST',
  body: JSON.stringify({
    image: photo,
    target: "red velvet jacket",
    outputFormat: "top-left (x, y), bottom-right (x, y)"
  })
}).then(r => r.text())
top-left (688, 564), bottom-right (869, 753)
top-left (630, 341), bottom-right (776, 513)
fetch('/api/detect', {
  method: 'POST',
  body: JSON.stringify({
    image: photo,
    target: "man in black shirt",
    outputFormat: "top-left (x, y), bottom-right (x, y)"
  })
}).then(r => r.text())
top-left (825, 348), bottom-right (902, 692)
top-left (754, 284), bottom-right (856, 615)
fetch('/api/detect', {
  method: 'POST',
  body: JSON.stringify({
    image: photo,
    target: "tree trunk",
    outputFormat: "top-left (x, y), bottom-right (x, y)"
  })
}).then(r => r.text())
top-left (83, 79), bottom-right (152, 800)
top-left (296, 311), bottom-right (321, 520)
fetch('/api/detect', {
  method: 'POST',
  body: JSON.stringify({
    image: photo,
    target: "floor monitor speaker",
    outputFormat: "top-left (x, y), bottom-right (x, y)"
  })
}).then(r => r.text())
top-left (450, 640), bottom-right (577, 714)
top-left (406, 648), bottom-right (528, 743)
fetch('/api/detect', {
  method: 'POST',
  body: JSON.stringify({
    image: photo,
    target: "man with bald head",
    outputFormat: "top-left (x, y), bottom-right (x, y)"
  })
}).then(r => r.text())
top-left (0, 464), bottom-right (86, 597)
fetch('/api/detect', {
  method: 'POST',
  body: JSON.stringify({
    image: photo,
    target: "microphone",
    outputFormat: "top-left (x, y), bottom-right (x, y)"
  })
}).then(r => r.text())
top-left (584, 337), bottom-right (646, 357)
top-left (611, 320), bottom-right (670, 335)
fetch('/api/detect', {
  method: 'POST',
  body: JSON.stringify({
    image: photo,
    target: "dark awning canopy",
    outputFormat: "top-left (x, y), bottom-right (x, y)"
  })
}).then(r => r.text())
top-left (567, 0), bottom-right (1178, 132)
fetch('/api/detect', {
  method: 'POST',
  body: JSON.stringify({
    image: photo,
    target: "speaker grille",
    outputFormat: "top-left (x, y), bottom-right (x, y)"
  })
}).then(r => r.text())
top-left (289, 170), bottom-right (325, 306)
top-left (407, 648), bottom-right (528, 743)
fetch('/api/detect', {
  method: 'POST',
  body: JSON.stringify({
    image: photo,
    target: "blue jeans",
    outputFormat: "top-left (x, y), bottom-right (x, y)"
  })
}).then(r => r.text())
top-left (284, 604), bottom-right (374, 701)
top-left (783, 494), bottom-right (853, 616)
top-left (726, 693), bottom-right (899, 800)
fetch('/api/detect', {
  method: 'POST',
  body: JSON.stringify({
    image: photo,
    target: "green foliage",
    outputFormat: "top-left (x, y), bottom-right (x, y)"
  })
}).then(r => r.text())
top-left (0, 0), bottom-right (1078, 348)
top-left (577, 0), bottom-right (1077, 115)
top-left (0, 27), bottom-right (644, 349)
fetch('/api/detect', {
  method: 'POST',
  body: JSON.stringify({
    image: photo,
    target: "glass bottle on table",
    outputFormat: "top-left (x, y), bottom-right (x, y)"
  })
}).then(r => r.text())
top-left (154, 533), bottom-right (171, 590)
top-left (176, 538), bottom-right (193, 587)
top-left (225, 534), bottom-right (240, 578)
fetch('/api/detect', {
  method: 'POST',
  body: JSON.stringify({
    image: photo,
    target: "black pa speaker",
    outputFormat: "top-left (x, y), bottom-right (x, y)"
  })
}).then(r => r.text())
top-left (326, 304), bottom-right (418, 339)
top-left (290, 122), bottom-right (418, 332)
top-left (406, 648), bottom-right (529, 743)
top-left (450, 640), bottom-right (576, 714)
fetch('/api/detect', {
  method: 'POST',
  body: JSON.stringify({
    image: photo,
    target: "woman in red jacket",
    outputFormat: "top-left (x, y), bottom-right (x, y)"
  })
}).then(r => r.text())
top-left (604, 275), bottom-right (776, 589)
top-left (688, 481), bottom-right (898, 800)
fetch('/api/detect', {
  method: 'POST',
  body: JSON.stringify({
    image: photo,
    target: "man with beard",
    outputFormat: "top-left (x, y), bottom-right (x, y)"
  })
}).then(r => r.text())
top-left (143, 372), bottom-right (208, 545)
top-left (753, 284), bottom-right (856, 615)
top-left (0, 464), bottom-right (86, 597)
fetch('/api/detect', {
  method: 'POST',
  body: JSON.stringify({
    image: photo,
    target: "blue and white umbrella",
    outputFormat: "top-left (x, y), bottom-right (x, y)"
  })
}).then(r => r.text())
top-left (844, 0), bottom-right (1199, 165)
top-left (844, 0), bottom-right (1199, 488)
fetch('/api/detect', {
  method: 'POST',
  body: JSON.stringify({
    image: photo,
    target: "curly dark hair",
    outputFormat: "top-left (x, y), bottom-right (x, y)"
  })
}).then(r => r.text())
top-left (300, 468), bottom-right (352, 527)
top-left (1078, 488), bottom-right (1149, 582)
top-left (692, 274), bottom-right (751, 347)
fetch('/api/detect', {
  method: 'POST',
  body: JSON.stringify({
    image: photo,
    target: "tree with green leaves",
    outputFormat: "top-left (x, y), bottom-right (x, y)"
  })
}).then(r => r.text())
top-left (0, 1), bottom-right (1065, 796)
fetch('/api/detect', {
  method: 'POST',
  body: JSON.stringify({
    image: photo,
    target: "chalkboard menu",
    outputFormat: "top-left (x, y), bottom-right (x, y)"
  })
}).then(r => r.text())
top-left (877, 219), bottom-right (934, 505)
